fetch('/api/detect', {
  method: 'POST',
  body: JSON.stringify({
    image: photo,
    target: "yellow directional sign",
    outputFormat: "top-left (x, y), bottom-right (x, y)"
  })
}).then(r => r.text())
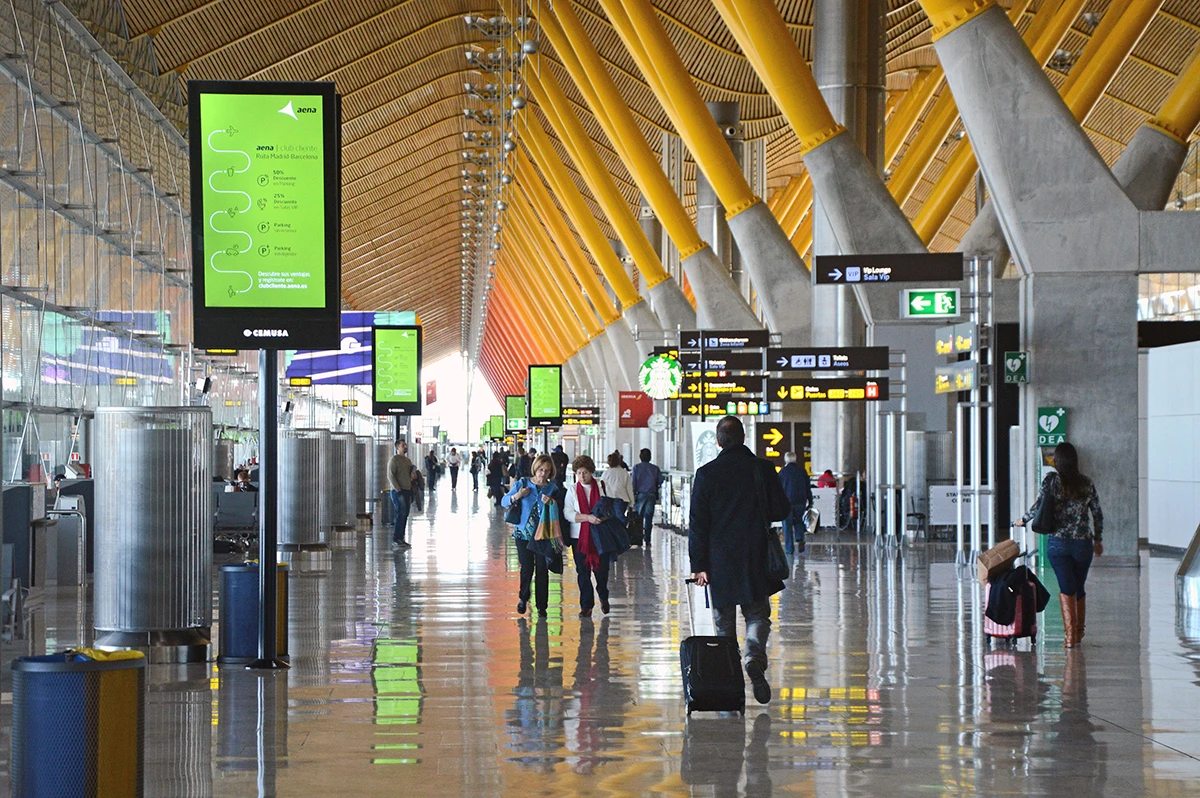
top-left (763, 427), bottom-right (784, 447)
top-left (754, 422), bottom-right (793, 465)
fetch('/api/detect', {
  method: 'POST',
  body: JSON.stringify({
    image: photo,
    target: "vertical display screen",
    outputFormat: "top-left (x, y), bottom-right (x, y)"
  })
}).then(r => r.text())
top-left (188, 80), bottom-right (340, 349)
top-left (372, 326), bottom-right (422, 415)
top-left (505, 395), bottom-right (527, 431)
top-left (528, 365), bottom-right (562, 427)
top-left (489, 415), bottom-right (504, 440)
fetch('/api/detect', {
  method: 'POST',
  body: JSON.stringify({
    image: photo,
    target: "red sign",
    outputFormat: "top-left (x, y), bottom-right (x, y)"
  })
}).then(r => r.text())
top-left (619, 391), bottom-right (653, 428)
top-left (425, 380), bottom-right (437, 405)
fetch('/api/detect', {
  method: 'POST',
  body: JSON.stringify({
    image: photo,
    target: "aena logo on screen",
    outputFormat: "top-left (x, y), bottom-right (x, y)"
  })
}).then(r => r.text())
top-left (243, 328), bottom-right (290, 338)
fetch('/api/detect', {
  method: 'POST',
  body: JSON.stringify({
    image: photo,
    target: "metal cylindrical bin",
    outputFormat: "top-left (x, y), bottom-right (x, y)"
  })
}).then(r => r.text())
top-left (214, 439), bottom-right (236, 482)
top-left (12, 650), bottom-right (146, 797)
top-left (350, 436), bottom-right (368, 518)
top-left (217, 563), bottom-right (289, 665)
top-left (93, 407), bottom-right (211, 661)
top-left (279, 428), bottom-right (328, 549)
top-left (326, 433), bottom-right (353, 528)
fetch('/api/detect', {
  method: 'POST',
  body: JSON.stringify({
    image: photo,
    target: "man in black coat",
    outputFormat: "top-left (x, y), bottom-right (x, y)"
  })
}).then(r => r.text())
top-left (689, 416), bottom-right (790, 704)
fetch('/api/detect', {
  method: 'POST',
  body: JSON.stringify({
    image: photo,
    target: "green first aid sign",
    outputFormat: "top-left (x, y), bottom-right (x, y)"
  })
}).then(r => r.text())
top-left (901, 289), bottom-right (959, 318)
top-left (1037, 406), bottom-right (1068, 446)
top-left (198, 92), bottom-right (327, 308)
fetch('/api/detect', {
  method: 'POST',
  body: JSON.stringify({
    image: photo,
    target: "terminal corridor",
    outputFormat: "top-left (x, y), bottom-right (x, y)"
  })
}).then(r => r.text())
top-left (5, 491), bottom-right (1200, 796)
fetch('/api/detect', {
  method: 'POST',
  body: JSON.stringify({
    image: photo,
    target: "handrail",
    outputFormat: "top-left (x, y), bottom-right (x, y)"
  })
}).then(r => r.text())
top-left (1176, 520), bottom-right (1200, 610)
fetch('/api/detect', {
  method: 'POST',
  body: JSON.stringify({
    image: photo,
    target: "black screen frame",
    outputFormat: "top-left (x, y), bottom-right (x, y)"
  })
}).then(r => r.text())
top-left (371, 325), bottom-right (423, 416)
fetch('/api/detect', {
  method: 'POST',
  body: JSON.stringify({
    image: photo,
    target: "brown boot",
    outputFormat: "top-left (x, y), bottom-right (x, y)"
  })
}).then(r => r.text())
top-left (1060, 594), bottom-right (1079, 648)
top-left (1076, 596), bottom-right (1085, 642)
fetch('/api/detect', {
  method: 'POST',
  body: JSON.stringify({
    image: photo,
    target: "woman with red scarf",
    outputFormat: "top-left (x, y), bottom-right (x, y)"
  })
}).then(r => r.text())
top-left (564, 455), bottom-right (611, 618)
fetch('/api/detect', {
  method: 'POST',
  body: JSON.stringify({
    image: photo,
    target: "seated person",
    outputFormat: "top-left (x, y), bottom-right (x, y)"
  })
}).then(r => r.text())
top-left (230, 468), bottom-right (258, 492)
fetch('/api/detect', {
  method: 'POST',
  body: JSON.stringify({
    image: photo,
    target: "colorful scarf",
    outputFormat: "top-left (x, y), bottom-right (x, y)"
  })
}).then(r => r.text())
top-left (575, 479), bottom-right (601, 570)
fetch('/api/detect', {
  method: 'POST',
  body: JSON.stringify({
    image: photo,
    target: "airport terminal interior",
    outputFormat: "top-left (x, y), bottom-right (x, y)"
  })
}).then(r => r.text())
top-left (4, 0), bottom-right (1200, 794)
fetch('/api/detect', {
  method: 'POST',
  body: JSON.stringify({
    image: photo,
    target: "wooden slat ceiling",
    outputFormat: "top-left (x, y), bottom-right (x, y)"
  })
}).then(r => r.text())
top-left (96, 0), bottom-right (1200, 366)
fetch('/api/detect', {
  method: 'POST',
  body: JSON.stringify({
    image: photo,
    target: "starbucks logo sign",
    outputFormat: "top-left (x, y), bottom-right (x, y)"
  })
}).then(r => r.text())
top-left (639, 354), bottom-right (682, 400)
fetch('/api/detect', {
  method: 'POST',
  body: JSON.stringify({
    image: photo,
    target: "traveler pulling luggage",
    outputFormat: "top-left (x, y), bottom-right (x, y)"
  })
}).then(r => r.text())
top-left (680, 578), bottom-right (745, 716)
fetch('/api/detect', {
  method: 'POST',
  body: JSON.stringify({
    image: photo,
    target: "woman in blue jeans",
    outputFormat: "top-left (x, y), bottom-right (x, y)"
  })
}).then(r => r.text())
top-left (1015, 442), bottom-right (1103, 647)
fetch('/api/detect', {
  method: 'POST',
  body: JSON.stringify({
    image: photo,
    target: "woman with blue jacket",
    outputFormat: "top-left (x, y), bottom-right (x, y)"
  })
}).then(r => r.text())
top-left (503, 454), bottom-right (565, 617)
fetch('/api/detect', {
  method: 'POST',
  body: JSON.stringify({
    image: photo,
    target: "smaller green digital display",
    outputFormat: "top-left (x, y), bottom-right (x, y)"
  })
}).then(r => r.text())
top-left (528, 365), bottom-right (562, 427)
top-left (505, 395), bottom-right (527, 431)
top-left (489, 414), bottom-right (504, 440)
top-left (372, 326), bottom-right (422, 415)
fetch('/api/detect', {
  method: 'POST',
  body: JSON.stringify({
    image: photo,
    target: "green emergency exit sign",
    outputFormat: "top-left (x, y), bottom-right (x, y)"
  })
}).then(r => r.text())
top-left (901, 289), bottom-right (959, 318)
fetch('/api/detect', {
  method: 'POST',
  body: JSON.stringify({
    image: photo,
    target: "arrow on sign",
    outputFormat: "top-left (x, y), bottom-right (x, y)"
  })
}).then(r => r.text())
top-left (688, 405), bottom-right (700, 414)
top-left (687, 338), bottom-right (698, 347)
top-left (828, 268), bottom-right (843, 281)
top-left (776, 357), bottom-right (788, 367)
top-left (910, 294), bottom-right (932, 312)
top-left (764, 428), bottom-right (784, 446)
top-left (777, 386), bottom-right (788, 399)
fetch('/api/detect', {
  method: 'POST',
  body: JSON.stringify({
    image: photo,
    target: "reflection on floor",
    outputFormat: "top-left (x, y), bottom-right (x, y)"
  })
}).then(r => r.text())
top-left (4, 482), bottom-right (1200, 795)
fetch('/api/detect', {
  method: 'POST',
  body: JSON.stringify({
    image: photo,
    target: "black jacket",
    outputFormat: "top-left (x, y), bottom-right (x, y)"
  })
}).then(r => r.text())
top-left (688, 444), bottom-right (791, 608)
top-left (985, 565), bottom-right (1051, 625)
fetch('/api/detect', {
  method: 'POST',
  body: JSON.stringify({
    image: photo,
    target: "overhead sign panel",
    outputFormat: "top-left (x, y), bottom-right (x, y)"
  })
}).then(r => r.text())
top-left (812, 253), bottom-right (964, 285)
top-left (767, 347), bottom-right (890, 372)
top-left (371, 326), bottom-right (422, 416)
top-left (766, 377), bottom-right (889, 402)
top-left (934, 362), bottom-right (976, 395)
top-left (505, 395), bottom-right (527, 431)
top-left (528, 365), bottom-right (562, 427)
top-left (754, 422), bottom-right (793, 466)
top-left (935, 322), bottom-right (977, 356)
top-left (902, 289), bottom-right (959, 319)
top-left (679, 329), bottom-right (770, 350)
top-left (680, 352), bottom-right (764, 372)
top-left (188, 80), bottom-right (341, 349)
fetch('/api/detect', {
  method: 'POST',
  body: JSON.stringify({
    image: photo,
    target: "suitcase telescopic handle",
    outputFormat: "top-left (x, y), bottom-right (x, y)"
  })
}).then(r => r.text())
top-left (683, 578), bottom-right (710, 637)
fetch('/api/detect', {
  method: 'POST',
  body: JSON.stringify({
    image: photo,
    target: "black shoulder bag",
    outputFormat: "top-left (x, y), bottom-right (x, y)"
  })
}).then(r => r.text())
top-left (1030, 474), bottom-right (1056, 535)
top-left (754, 461), bottom-right (790, 581)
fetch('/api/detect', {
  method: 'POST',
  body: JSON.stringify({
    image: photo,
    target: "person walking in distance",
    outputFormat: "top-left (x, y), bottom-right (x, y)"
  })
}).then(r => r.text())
top-left (487, 451), bottom-right (506, 508)
top-left (631, 448), bottom-right (662, 547)
top-left (470, 448), bottom-right (485, 492)
top-left (778, 452), bottom-right (814, 556)
top-left (1014, 442), bottom-right (1103, 647)
top-left (564, 455), bottom-right (611, 618)
top-left (447, 447), bottom-right (462, 490)
top-left (387, 440), bottom-right (416, 550)
top-left (690, 416), bottom-right (790, 704)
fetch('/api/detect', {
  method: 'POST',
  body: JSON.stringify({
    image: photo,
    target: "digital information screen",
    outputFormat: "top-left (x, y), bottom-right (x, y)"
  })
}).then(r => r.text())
top-left (489, 415), bottom-right (504, 440)
top-left (188, 80), bottom-right (341, 349)
top-left (528, 365), bottom-right (562, 427)
top-left (371, 326), bottom-right (422, 416)
top-left (505, 395), bottom-right (527, 431)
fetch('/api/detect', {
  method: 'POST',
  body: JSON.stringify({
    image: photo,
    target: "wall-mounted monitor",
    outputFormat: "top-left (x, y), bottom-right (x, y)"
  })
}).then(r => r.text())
top-left (528, 365), bottom-right (562, 427)
top-left (372, 326), bottom-right (422, 416)
top-left (505, 395), bottom-right (527, 431)
top-left (188, 80), bottom-right (341, 350)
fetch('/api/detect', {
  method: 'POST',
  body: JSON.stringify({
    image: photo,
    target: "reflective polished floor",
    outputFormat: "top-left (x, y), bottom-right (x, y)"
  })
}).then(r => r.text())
top-left (5, 481), bottom-right (1200, 796)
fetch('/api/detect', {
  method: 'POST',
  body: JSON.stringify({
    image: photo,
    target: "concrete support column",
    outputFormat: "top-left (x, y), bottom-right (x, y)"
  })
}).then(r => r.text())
top-left (810, 0), bottom-right (884, 476)
top-left (694, 102), bottom-right (744, 299)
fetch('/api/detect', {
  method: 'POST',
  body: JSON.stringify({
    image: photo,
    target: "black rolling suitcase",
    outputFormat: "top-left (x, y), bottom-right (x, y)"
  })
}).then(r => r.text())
top-left (680, 579), bottom-right (745, 715)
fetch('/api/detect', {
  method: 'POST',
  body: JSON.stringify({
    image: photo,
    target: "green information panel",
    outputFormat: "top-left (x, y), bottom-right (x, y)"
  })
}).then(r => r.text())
top-left (189, 80), bottom-right (340, 349)
top-left (489, 414), bottom-right (504, 441)
top-left (1037, 406), bottom-right (1068, 447)
top-left (505, 395), bottom-right (527, 431)
top-left (372, 326), bottom-right (422, 416)
top-left (528, 365), bottom-right (562, 427)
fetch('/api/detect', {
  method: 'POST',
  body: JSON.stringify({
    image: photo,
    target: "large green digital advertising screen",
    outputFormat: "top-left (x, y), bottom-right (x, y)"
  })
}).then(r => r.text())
top-left (372, 326), bottom-right (422, 416)
top-left (505, 395), bottom-right (527, 431)
top-left (188, 80), bottom-right (340, 350)
top-left (528, 365), bottom-right (562, 427)
top-left (199, 93), bottom-right (326, 308)
top-left (489, 415), bottom-right (504, 440)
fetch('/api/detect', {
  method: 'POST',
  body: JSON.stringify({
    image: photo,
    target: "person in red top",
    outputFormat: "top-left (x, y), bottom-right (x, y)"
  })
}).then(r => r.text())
top-left (816, 469), bottom-right (838, 489)
top-left (565, 455), bottom-right (610, 618)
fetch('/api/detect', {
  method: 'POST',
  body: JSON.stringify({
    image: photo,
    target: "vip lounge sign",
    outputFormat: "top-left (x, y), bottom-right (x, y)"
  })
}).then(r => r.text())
top-left (1037, 406), bottom-right (1068, 446)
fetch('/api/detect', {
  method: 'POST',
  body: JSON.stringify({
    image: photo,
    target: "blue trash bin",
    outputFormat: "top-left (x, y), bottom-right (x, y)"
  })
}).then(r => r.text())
top-left (218, 563), bottom-right (289, 664)
top-left (12, 649), bottom-right (145, 797)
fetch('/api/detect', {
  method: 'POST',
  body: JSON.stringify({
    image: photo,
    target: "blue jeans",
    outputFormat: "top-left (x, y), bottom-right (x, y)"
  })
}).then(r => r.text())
top-left (635, 491), bottom-right (656, 544)
top-left (782, 507), bottom-right (806, 555)
top-left (713, 599), bottom-right (771, 670)
top-left (1047, 536), bottom-right (1094, 598)
top-left (390, 489), bottom-right (412, 544)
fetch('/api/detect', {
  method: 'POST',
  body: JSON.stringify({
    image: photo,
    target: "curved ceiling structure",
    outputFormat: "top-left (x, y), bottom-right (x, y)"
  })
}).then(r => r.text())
top-left (73, 0), bottom-right (1200, 395)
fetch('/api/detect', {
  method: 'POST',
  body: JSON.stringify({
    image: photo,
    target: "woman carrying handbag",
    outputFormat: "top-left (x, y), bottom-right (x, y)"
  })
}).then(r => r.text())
top-left (502, 454), bottom-right (565, 618)
top-left (564, 455), bottom-right (612, 618)
top-left (1014, 442), bottom-right (1104, 648)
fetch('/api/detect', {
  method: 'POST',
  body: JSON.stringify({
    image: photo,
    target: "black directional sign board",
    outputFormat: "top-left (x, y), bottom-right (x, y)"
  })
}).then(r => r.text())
top-left (651, 346), bottom-right (679, 358)
top-left (755, 422), bottom-right (793, 465)
top-left (681, 378), bottom-right (761, 396)
top-left (767, 347), bottom-right (889, 372)
top-left (812, 253), bottom-right (963, 285)
top-left (679, 329), bottom-right (770, 350)
top-left (681, 351), bottom-right (764, 372)
top-left (681, 402), bottom-right (728, 417)
top-left (766, 377), bottom-right (889, 402)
